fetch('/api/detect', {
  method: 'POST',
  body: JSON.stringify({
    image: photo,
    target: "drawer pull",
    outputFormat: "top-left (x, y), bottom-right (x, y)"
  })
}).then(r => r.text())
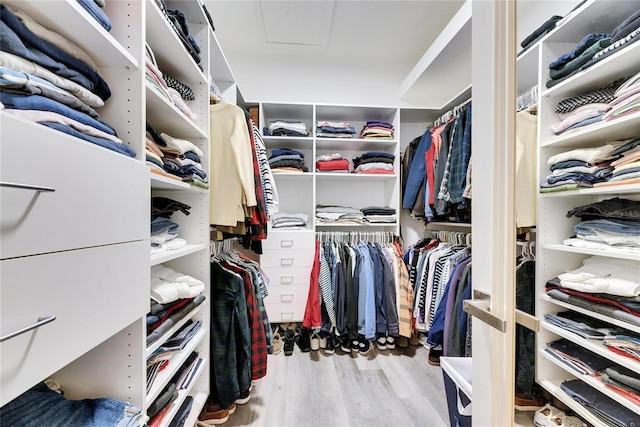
top-left (280, 276), bottom-right (294, 284)
top-left (0, 315), bottom-right (56, 343)
top-left (280, 294), bottom-right (294, 302)
top-left (280, 258), bottom-right (294, 266)
top-left (0, 182), bottom-right (55, 193)
top-left (280, 312), bottom-right (294, 321)
top-left (280, 240), bottom-right (294, 248)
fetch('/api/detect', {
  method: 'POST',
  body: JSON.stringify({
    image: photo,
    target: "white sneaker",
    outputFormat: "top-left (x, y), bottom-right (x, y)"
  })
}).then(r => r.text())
top-left (550, 415), bottom-right (586, 427)
top-left (534, 404), bottom-right (563, 427)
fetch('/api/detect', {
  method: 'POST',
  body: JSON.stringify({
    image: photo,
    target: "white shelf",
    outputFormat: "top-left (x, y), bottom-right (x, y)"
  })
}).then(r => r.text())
top-left (315, 138), bottom-right (397, 151)
top-left (150, 244), bottom-right (208, 266)
top-left (150, 173), bottom-right (192, 191)
top-left (315, 173), bottom-right (397, 182)
top-left (262, 136), bottom-right (314, 144)
top-left (539, 294), bottom-right (640, 335)
top-left (145, 0), bottom-right (206, 86)
top-left (182, 391), bottom-right (209, 427)
top-left (540, 184), bottom-right (640, 197)
top-left (271, 172), bottom-right (313, 180)
top-left (315, 222), bottom-right (399, 228)
top-left (2, 0), bottom-right (139, 69)
top-left (541, 321), bottom-right (640, 373)
top-left (517, 43), bottom-right (539, 93)
top-left (154, 359), bottom-right (207, 427)
top-left (537, 379), bottom-right (615, 427)
top-left (146, 302), bottom-right (207, 357)
top-left (541, 42), bottom-right (640, 99)
top-left (541, 243), bottom-right (640, 261)
top-left (542, 110), bottom-right (640, 149)
top-left (145, 85), bottom-right (207, 139)
top-left (146, 328), bottom-right (206, 407)
top-left (540, 351), bottom-right (640, 415)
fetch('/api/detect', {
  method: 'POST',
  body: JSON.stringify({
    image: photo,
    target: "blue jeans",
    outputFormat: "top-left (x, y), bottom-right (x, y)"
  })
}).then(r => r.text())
top-left (76, 0), bottom-right (112, 31)
top-left (42, 122), bottom-right (136, 158)
top-left (0, 382), bottom-right (142, 427)
top-left (549, 33), bottom-right (610, 69)
top-left (574, 218), bottom-right (640, 236)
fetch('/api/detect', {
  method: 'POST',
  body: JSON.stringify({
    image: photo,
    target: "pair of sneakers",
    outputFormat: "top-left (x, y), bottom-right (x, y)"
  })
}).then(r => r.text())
top-left (533, 404), bottom-right (586, 427)
top-left (375, 334), bottom-right (397, 350)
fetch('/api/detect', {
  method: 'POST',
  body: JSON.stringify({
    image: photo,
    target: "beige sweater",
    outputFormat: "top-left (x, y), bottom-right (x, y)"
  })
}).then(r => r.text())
top-left (209, 101), bottom-right (256, 227)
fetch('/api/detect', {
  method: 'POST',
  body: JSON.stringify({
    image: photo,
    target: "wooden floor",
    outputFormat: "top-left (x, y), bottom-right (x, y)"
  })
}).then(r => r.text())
top-left (224, 343), bottom-right (451, 427)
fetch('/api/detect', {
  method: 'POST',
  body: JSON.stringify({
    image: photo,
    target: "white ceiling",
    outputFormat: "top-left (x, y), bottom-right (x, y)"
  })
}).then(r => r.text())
top-left (204, 0), bottom-right (467, 108)
top-left (203, 0), bottom-right (582, 109)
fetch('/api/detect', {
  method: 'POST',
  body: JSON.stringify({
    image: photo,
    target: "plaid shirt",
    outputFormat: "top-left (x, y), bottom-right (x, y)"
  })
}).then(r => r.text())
top-left (222, 260), bottom-right (268, 381)
top-left (209, 262), bottom-right (251, 408)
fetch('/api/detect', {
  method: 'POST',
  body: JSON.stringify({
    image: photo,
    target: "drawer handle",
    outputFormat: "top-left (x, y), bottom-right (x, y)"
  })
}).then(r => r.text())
top-left (280, 240), bottom-right (294, 248)
top-left (280, 294), bottom-right (294, 302)
top-left (0, 315), bottom-right (56, 343)
top-left (0, 182), bottom-right (55, 192)
top-left (280, 312), bottom-right (294, 321)
top-left (280, 258), bottom-right (294, 266)
top-left (280, 276), bottom-right (294, 284)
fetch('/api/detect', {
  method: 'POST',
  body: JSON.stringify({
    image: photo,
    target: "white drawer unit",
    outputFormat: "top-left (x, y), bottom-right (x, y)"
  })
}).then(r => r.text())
top-left (264, 285), bottom-right (309, 304)
top-left (261, 266), bottom-right (311, 286)
top-left (0, 115), bottom-right (149, 260)
top-left (0, 240), bottom-right (148, 406)
top-left (261, 230), bottom-right (315, 250)
top-left (260, 249), bottom-right (316, 268)
top-left (265, 302), bottom-right (307, 323)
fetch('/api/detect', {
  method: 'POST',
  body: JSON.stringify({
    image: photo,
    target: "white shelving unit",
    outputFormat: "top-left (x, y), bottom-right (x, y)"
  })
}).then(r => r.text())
top-left (535, 1), bottom-right (640, 423)
top-left (0, 0), bottom-right (239, 425)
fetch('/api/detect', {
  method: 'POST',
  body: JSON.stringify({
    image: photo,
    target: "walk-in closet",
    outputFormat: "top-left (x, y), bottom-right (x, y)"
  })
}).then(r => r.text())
top-left (1, 0), bottom-right (639, 426)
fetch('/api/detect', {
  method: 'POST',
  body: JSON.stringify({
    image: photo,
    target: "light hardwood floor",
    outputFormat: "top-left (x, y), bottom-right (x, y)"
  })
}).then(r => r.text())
top-left (224, 343), bottom-right (451, 427)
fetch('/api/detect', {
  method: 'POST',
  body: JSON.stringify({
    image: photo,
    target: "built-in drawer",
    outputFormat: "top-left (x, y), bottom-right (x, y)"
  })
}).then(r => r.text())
top-left (0, 240), bottom-right (148, 406)
top-left (262, 230), bottom-right (315, 251)
top-left (0, 115), bottom-right (148, 260)
top-left (260, 249), bottom-right (316, 268)
top-left (261, 266), bottom-right (311, 286)
top-left (264, 302), bottom-right (307, 323)
top-left (264, 285), bottom-right (309, 304)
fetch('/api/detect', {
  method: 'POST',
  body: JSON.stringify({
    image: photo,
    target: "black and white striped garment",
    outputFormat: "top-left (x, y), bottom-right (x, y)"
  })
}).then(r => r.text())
top-left (162, 73), bottom-right (196, 101)
top-left (319, 244), bottom-right (336, 327)
top-left (251, 121), bottom-right (278, 215)
top-left (554, 80), bottom-right (624, 114)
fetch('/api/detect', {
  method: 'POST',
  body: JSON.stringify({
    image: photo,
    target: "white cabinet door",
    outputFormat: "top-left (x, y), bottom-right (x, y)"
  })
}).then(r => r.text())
top-left (0, 240), bottom-right (148, 406)
top-left (469, 1), bottom-right (518, 425)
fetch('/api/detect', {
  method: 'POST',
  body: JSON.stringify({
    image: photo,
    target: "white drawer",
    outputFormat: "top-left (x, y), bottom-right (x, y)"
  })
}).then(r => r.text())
top-left (0, 241), bottom-right (148, 406)
top-left (264, 302), bottom-right (307, 323)
top-left (260, 249), bottom-right (316, 268)
top-left (264, 285), bottom-right (309, 304)
top-left (261, 266), bottom-right (311, 286)
top-left (262, 230), bottom-right (315, 251)
top-left (0, 115), bottom-right (148, 259)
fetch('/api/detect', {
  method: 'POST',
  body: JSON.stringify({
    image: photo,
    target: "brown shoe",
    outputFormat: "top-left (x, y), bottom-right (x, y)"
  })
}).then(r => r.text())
top-left (206, 402), bottom-right (236, 415)
top-left (199, 407), bottom-right (229, 425)
top-left (427, 348), bottom-right (442, 366)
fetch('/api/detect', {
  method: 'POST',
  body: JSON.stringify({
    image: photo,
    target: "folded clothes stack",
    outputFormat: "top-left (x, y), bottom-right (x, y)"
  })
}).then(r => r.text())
top-left (269, 147), bottom-right (307, 172)
top-left (360, 120), bottom-right (394, 139)
top-left (316, 153), bottom-right (349, 172)
top-left (352, 151), bottom-right (395, 174)
top-left (265, 120), bottom-right (309, 137)
top-left (316, 120), bottom-right (356, 138)
top-left (270, 212), bottom-right (309, 229)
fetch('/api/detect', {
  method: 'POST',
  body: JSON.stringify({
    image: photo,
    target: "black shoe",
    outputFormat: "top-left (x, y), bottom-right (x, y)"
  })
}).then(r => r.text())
top-left (350, 340), bottom-right (360, 352)
top-left (325, 332), bottom-right (336, 355)
top-left (358, 338), bottom-right (372, 355)
top-left (339, 337), bottom-right (351, 353)
top-left (428, 347), bottom-right (443, 366)
top-left (296, 328), bottom-right (311, 352)
top-left (283, 328), bottom-right (295, 356)
top-left (376, 333), bottom-right (387, 350)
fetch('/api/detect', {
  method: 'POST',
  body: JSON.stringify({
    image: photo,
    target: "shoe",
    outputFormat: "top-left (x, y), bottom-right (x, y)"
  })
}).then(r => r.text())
top-left (386, 336), bottom-right (396, 350)
top-left (296, 328), bottom-right (311, 352)
top-left (272, 331), bottom-right (283, 355)
top-left (409, 332), bottom-right (420, 346)
top-left (376, 334), bottom-right (387, 350)
top-left (534, 404), bottom-right (563, 427)
top-left (325, 332), bottom-right (336, 354)
top-left (550, 415), bottom-right (586, 427)
top-left (199, 408), bottom-right (229, 425)
top-left (427, 347), bottom-right (442, 366)
top-left (319, 332), bottom-right (328, 349)
top-left (397, 336), bottom-right (409, 348)
top-left (206, 402), bottom-right (236, 415)
top-left (284, 328), bottom-right (296, 356)
top-left (309, 330), bottom-right (320, 351)
top-left (515, 393), bottom-right (546, 411)
top-left (350, 340), bottom-right (360, 352)
top-left (359, 338), bottom-right (373, 355)
top-left (236, 389), bottom-right (251, 405)
top-left (339, 337), bottom-right (351, 352)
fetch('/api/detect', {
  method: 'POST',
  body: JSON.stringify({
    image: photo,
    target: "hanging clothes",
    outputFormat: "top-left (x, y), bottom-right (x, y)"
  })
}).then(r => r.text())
top-left (209, 246), bottom-right (271, 409)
